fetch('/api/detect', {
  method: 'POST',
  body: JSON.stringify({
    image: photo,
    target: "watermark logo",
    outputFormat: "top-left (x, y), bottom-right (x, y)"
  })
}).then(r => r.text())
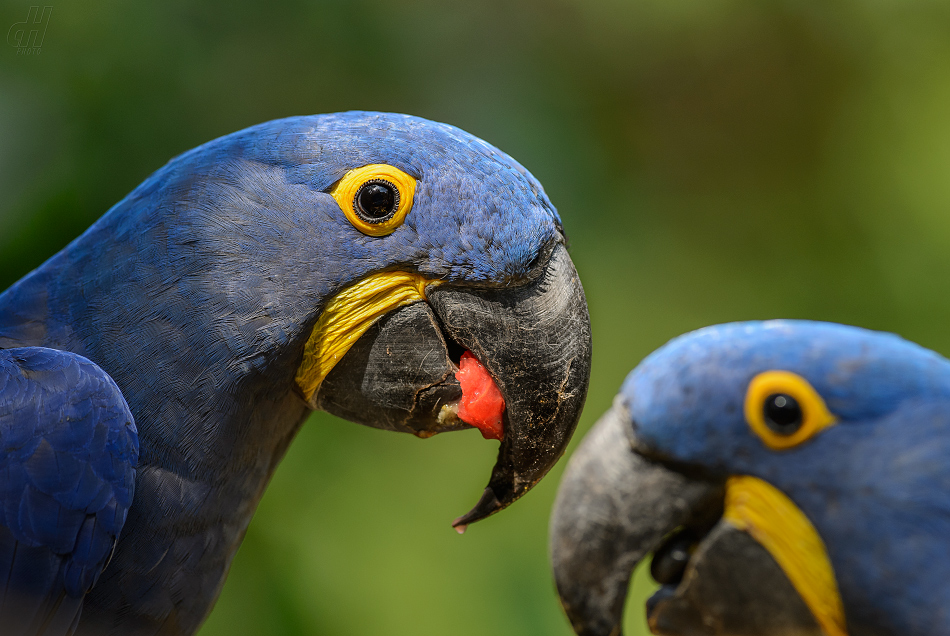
top-left (7, 6), bottom-right (52, 55)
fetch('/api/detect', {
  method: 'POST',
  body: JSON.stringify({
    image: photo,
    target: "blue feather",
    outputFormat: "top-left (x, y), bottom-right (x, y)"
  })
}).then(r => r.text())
top-left (0, 348), bottom-right (138, 635)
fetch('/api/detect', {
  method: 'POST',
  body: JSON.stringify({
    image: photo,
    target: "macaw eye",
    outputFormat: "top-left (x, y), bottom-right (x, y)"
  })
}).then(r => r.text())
top-left (355, 180), bottom-right (399, 223)
top-left (744, 371), bottom-right (836, 450)
top-left (329, 164), bottom-right (416, 236)
top-left (763, 393), bottom-right (802, 435)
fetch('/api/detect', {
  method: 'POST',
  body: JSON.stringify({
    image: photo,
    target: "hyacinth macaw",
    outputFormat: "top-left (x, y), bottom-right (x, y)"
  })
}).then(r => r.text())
top-left (551, 320), bottom-right (950, 636)
top-left (0, 112), bottom-right (592, 636)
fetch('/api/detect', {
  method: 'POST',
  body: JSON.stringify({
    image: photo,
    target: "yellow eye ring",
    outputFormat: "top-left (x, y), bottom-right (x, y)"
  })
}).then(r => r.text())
top-left (744, 370), bottom-right (837, 450)
top-left (329, 164), bottom-right (416, 237)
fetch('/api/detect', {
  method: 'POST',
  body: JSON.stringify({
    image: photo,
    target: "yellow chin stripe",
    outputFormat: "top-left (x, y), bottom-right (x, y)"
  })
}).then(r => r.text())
top-left (724, 475), bottom-right (847, 636)
top-left (295, 271), bottom-right (441, 403)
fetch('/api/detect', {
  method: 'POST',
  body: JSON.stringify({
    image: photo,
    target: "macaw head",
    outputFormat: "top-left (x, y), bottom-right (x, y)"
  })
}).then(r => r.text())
top-left (4, 111), bottom-right (591, 527)
top-left (551, 320), bottom-right (950, 636)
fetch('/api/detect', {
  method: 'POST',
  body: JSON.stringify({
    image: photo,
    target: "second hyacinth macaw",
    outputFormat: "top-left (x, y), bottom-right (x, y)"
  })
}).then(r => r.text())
top-left (552, 320), bottom-right (950, 636)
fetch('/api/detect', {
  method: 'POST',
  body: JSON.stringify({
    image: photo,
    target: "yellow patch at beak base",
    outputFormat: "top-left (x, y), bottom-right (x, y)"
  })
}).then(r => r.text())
top-left (295, 271), bottom-right (441, 403)
top-left (723, 475), bottom-right (847, 636)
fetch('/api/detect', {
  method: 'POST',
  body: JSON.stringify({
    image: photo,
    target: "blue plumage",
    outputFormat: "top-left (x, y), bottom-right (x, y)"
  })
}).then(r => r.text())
top-left (0, 112), bottom-right (581, 635)
top-left (623, 320), bottom-right (950, 635)
top-left (0, 347), bottom-right (137, 635)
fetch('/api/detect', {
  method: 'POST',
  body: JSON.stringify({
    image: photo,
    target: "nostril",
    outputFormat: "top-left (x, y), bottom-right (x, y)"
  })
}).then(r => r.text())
top-left (650, 529), bottom-right (698, 586)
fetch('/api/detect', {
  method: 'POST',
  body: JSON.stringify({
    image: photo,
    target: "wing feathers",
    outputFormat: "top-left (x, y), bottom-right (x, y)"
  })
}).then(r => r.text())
top-left (0, 347), bottom-right (139, 636)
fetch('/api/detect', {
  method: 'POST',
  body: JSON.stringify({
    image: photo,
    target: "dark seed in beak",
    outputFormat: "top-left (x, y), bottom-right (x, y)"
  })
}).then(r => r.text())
top-left (650, 529), bottom-right (698, 586)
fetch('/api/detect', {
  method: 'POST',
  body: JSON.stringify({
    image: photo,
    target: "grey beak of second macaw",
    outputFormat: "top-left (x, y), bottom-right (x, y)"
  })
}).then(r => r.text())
top-left (549, 401), bottom-right (723, 636)
top-left (549, 402), bottom-right (826, 636)
top-left (315, 242), bottom-right (593, 528)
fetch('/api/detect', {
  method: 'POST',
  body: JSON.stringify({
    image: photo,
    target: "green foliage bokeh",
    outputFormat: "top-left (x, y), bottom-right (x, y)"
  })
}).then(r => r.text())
top-left (3, 1), bottom-right (950, 634)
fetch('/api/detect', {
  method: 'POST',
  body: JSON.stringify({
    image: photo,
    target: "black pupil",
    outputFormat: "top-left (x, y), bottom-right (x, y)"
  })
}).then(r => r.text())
top-left (763, 393), bottom-right (803, 435)
top-left (356, 181), bottom-right (397, 221)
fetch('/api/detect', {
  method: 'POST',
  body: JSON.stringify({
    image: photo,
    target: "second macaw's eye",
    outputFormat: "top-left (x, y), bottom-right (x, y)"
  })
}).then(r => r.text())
top-left (355, 180), bottom-right (399, 223)
top-left (744, 370), bottom-right (837, 450)
top-left (763, 393), bottom-right (803, 435)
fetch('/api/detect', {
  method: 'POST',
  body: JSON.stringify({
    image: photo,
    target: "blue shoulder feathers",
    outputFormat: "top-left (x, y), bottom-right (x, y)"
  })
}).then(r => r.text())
top-left (0, 348), bottom-right (138, 636)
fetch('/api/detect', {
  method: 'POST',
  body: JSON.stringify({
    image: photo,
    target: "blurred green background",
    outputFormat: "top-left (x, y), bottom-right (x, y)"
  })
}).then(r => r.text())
top-left (3, 1), bottom-right (950, 634)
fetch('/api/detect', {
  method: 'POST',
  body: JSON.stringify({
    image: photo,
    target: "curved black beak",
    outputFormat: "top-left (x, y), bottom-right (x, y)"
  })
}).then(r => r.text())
top-left (550, 402), bottom-right (722, 636)
top-left (550, 403), bottom-right (824, 636)
top-left (315, 242), bottom-right (592, 527)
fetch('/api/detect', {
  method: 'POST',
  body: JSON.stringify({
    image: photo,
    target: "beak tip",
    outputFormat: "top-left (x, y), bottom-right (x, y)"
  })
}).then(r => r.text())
top-left (452, 485), bottom-right (503, 528)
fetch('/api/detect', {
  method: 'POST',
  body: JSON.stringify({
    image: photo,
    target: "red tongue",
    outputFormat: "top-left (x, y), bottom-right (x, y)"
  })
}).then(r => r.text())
top-left (455, 351), bottom-right (505, 441)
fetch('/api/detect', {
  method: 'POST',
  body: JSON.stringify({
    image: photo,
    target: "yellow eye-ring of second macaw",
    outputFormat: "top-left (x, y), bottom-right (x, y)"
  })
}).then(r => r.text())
top-left (744, 370), bottom-right (837, 450)
top-left (329, 164), bottom-right (416, 237)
